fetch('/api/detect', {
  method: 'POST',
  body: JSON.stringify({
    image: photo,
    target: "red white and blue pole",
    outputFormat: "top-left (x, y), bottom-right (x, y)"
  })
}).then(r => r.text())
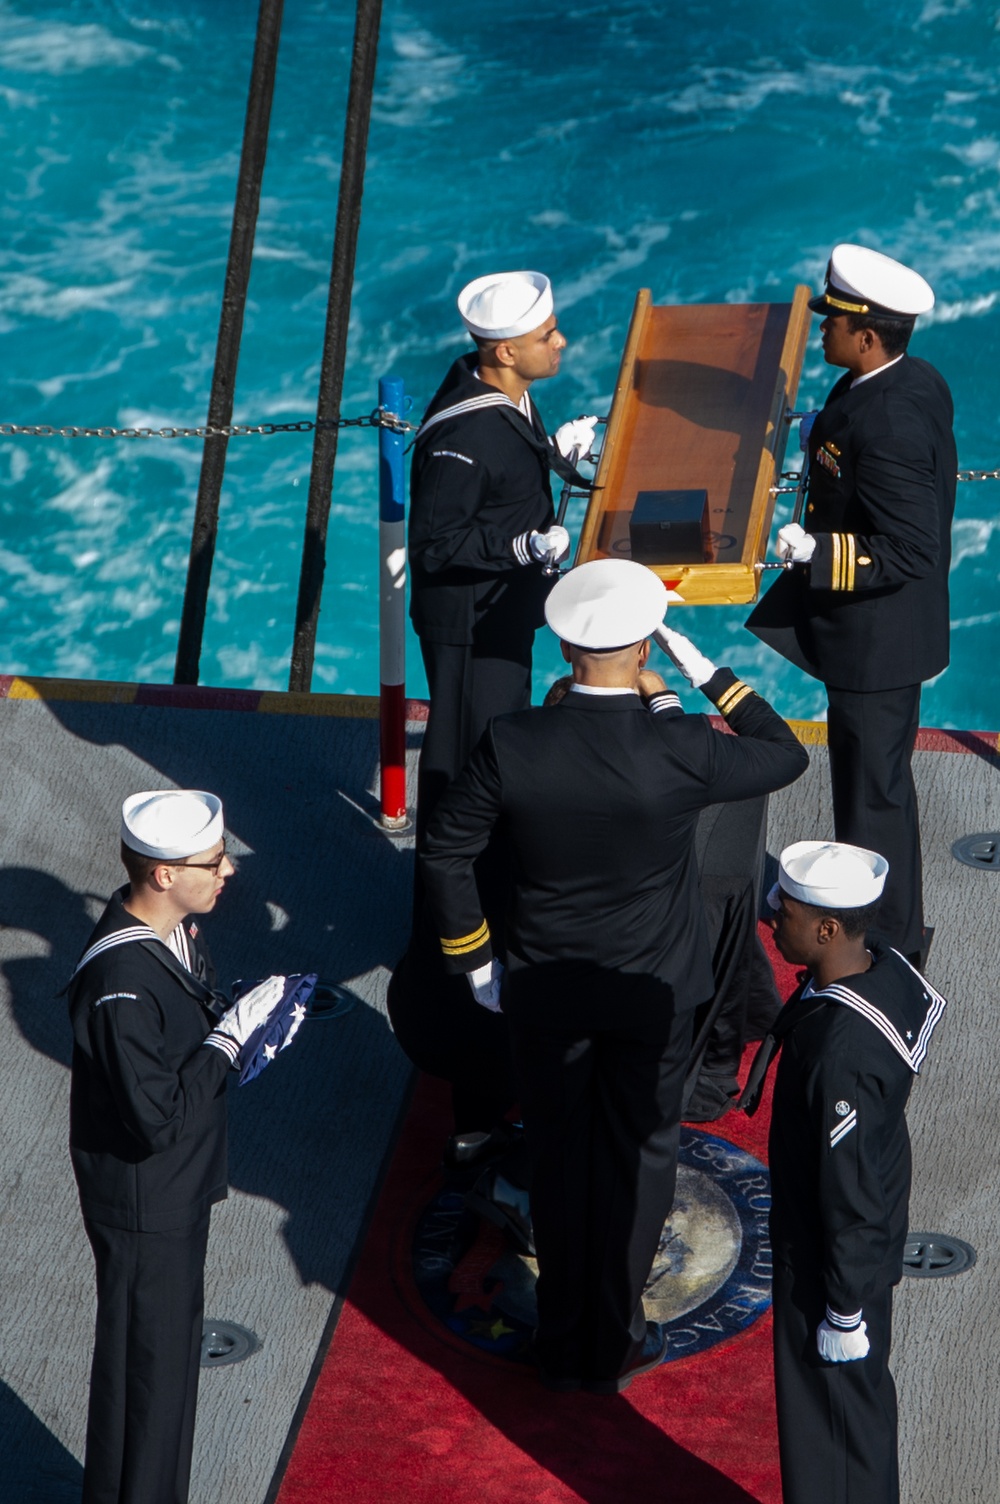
top-left (377, 374), bottom-right (409, 829)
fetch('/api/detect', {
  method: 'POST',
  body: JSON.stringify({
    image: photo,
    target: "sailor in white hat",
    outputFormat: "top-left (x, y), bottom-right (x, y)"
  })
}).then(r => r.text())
top-left (67, 791), bottom-right (302, 1504)
top-left (745, 838), bottom-right (946, 1504)
top-left (397, 273), bottom-right (606, 1166)
top-left (748, 242), bottom-right (957, 965)
top-left (407, 271), bottom-right (600, 840)
top-left (421, 558), bottom-right (807, 1394)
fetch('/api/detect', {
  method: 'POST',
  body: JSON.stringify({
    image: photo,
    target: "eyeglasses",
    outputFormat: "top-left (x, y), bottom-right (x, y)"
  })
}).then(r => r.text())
top-left (170, 841), bottom-right (228, 876)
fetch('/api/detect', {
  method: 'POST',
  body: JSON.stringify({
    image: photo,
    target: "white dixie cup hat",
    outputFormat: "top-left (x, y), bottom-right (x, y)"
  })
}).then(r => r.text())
top-left (544, 558), bottom-right (668, 649)
top-left (808, 243), bottom-right (935, 319)
top-left (767, 839), bottom-right (889, 912)
top-left (121, 789), bottom-right (224, 860)
top-left (458, 270), bottom-right (554, 339)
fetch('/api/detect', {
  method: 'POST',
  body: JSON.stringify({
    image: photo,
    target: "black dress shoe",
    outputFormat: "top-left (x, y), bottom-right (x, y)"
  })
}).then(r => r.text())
top-left (530, 1334), bottom-right (581, 1392)
top-left (464, 1166), bottom-right (536, 1256)
top-left (442, 1120), bottom-right (523, 1172)
top-left (583, 1322), bottom-right (668, 1395)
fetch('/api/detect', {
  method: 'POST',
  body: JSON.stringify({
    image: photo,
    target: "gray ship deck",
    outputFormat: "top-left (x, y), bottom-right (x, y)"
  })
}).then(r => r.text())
top-left (0, 680), bottom-right (994, 1503)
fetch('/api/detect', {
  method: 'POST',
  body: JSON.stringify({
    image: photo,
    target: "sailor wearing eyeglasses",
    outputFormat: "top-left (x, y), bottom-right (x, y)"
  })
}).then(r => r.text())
top-left (67, 790), bottom-right (285, 1504)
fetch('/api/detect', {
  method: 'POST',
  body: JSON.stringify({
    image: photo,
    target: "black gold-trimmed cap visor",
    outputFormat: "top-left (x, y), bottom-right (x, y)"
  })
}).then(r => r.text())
top-left (808, 283), bottom-right (917, 321)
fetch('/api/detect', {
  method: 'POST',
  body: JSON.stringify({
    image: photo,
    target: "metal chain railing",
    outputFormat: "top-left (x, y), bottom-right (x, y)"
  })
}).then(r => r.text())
top-left (0, 406), bottom-right (416, 440)
top-left (4, 420), bottom-right (997, 482)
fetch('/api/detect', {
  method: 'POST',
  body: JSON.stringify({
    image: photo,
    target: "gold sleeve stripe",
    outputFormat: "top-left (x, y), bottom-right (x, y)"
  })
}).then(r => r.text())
top-left (832, 533), bottom-right (856, 591)
top-left (715, 680), bottom-right (747, 712)
top-left (440, 920), bottom-right (490, 955)
top-left (718, 683), bottom-right (754, 715)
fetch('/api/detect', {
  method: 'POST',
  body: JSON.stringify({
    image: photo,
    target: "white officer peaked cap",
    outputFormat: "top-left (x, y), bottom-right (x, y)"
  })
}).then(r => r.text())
top-left (545, 558), bottom-right (668, 649)
top-left (121, 789), bottom-right (224, 860)
top-left (458, 270), bottom-right (553, 340)
top-left (809, 243), bottom-right (935, 320)
top-left (772, 840), bottom-right (888, 910)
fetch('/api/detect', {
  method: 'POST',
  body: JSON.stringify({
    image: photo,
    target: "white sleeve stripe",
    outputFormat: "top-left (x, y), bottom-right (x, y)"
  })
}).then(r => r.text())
top-left (825, 1304), bottom-right (863, 1329)
top-left (647, 693), bottom-right (682, 714)
top-left (830, 1115), bottom-right (857, 1147)
top-left (512, 530), bottom-right (534, 565)
top-left (205, 1031), bottom-right (239, 1064)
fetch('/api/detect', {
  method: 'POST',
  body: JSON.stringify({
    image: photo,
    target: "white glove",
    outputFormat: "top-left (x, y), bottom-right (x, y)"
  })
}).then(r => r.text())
top-left (816, 1318), bottom-right (870, 1363)
top-left (467, 958), bottom-right (504, 1013)
top-left (653, 625), bottom-right (717, 689)
top-left (776, 523), bottom-right (817, 563)
top-left (529, 525), bottom-right (571, 565)
top-left (553, 416), bottom-right (598, 460)
top-left (213, 974), bottom-right (286, 1049)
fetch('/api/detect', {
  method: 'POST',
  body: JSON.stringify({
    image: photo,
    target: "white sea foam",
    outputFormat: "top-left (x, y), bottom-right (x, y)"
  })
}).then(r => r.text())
top-left (944, 137), bottom-right (1000, 167)
top-left (557, 224), bottom-right (671, 310)
top-left (374, 24), bottom-right (466, 127)
top-left (922, 292), bottom-right (999, 326)
top-left (951, 518), bottom-right (1000, 569)
top-left (0, 10), bottom-right (156, 74)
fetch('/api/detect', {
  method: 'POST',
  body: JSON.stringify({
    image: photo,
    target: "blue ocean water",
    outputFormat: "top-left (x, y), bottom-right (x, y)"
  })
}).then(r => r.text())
top-left (1, 0), bottom-right (998, 725)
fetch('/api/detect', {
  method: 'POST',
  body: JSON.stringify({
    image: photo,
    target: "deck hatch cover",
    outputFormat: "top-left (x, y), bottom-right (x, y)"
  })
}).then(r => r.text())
top-left (951, 833), bottom-right (1000, 870)
top-left (901, 1233), bottom-right (977, 1279)
top-left (201, 1320), bottom-right (261, 1367)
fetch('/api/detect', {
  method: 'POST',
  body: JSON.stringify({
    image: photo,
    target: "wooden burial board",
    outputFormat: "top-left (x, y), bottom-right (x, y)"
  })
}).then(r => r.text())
top-left (576, 286), bottom-right (812, 604)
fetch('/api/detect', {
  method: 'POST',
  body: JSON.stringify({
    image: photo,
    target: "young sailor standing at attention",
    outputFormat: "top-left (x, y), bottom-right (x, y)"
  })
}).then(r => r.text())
top-left (407, 268), bottom-right (595, 836)
top-left (743, 840), bottom-right (946, 1504)
top-left (747, 244), bottom-right (956, 965)
top-left (392, 270), bottom-right (597, 1169)
top-left (68, 789), bottom-right (297, 1504)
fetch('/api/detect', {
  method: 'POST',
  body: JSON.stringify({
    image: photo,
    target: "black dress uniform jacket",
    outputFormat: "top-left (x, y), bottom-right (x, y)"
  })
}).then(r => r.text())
top-left (422, 669), bottom-right (807, 1383)
top-left (767, 944), bottom-right (946, 1504)
top-left (68, 888), bottom-right (230, 1232)
top-left (770, 943), bottom-right (946, 1314)
top-left (422, 668), bottom-right (809, 1020)
top-left (408, 353), bottom-right (560, 651)
top-left (747, 355), bottom-right (956, 691)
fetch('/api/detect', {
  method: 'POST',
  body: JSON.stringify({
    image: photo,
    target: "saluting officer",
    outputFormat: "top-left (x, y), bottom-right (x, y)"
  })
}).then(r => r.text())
top-left (747, 244), bottom-right (956, 963)
top-left (421, 559), bottom-right (808, 1394)
top-left (751, 840), bottom-right (947, 1504)
top-left (408, 268), bottom-right (595, 833)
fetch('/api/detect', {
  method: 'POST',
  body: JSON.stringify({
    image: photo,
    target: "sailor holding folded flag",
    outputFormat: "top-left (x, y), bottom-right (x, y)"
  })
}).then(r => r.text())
top-left (67, 789), bottom-right (314, 1504)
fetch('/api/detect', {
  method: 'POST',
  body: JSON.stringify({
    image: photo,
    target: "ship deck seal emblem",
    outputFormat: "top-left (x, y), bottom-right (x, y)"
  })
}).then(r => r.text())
top-left (407, 1128), bottom-right (772, 1366)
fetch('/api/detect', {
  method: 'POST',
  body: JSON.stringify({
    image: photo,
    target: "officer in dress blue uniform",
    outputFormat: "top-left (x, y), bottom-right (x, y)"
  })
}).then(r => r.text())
top-left (421, 559), bottom-right (808, 1393)
top-left (743, 840), bottom-right (946, 1504)
top-left (747, 245), bottom-right (957, 963)
top-left (69, 791), bottom-right (292, 1504)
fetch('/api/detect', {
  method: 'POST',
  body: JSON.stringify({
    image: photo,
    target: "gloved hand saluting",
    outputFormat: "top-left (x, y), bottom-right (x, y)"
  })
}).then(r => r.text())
top-left (816, 1317), bottom-right (870, 1363)
top-left (206, 974), bottom-right (286, 1067)
top-left (467, 958), bottom-right (504, 1013)
top-left (776, 522), bottom-right (817, 563)
top-left (529, 525), bottom-right (571, 566)
top-left (553, 416), bottom-right (598, 461)
top-left (653, 625), bottom-right (718, 690)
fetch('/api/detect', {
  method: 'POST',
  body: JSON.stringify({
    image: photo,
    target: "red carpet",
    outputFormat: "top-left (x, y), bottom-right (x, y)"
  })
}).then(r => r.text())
top-left (275, 928), bottom-right (801, 1504)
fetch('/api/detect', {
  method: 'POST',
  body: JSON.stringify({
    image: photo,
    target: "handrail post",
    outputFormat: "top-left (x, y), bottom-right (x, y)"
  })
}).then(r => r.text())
top-left (378, 375), bottom-right (409, 830)
top-left (288, 0), bottom-right (383, 692)
top-left (174, 0), bottom-right (285, 684)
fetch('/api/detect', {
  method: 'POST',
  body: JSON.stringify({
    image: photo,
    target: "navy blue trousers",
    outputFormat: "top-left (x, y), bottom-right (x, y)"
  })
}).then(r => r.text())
top-left (83, 1215), bottom-right (210, 1504)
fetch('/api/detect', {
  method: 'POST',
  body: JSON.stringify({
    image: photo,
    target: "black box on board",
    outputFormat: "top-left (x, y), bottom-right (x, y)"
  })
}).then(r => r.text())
top-left (629, 489), bottom-right (708, 564)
